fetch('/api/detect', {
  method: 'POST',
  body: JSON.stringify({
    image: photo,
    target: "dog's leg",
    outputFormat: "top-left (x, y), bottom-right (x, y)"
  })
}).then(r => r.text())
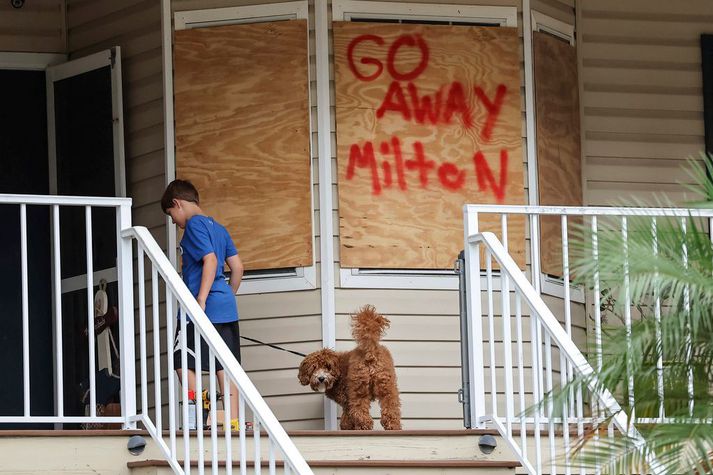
top-left (339, 407), bottom-right (354, 430)
top-left (374, 371), bottom-right (402, 430)
top-left (347, 367), bottom-right (374, 430)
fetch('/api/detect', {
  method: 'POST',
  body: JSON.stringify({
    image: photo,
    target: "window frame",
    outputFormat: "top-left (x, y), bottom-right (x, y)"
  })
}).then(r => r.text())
top-left (171, 1), bottom-right (317, 295)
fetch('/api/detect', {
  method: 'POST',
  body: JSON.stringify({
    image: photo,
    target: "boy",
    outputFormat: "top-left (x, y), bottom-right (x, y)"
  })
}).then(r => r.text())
top-left (161, 179), bottom-right (244, 430)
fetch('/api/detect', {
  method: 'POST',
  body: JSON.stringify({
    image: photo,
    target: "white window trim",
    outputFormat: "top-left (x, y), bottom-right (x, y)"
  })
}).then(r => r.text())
top-left (530, 11), bottom-right (579, 302)
top-left (332, 1), bottom-right (518, 290)
top-left (174, 1), bottom-right (308, 29)
top-left (540, 274), bottom-right (585, 304)
top-left (171, 1), bottom-right (317, 295)
top-left (332, 0), bottom-right (517, 26)
top-left (531, 10), bottom-right (575, 45)
top-left (0, 52), bottom-right (66, 70)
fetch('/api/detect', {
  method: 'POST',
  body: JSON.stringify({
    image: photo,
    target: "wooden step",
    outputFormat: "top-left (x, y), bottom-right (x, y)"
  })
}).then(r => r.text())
top-left (0, 429), bottom-right (519, 474)
top-left (128, 458), bottom-right (520, 474)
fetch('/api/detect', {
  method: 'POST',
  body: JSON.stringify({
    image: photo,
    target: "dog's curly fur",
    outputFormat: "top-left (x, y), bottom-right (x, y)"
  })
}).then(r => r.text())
top-left (297, 305), bottom-right (402, 430)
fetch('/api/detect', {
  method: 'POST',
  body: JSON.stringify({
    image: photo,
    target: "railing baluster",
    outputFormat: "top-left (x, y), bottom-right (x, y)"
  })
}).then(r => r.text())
top-left (652, 219), bottom-right (664, 422)
top-left (682, 217), bottom-right (694, 416)
top-left (85, 206), bottom-right (96, 418)
top-left (151, 266), bottom-right (162, 433)
top-left (544, 331), bottom-right (555, 475)
top-left (269, 439), bottom-right (276, 475)
top-left (592, 216), bottom-right (602, 475)
top-left (529, 213), bottom-right (542, 292)
top-left (240, 394), bottom-right (247, 475)
top-left (166, 293), bottom-right (177, 458)
top-left (560, 215), bottom-right (572, 475)
top-left (20, 204), bottom-right (30, 418)
top-left (501, 214), bottom-right (514, 438)
top-left (529, 311), bottom-right (542, 473)
top-left (560, 346), bottom-right (571, 475)
top-left (485, 249), bottom-right (497, 417)
top-left (210, 352), bottom-right (218, 475)
top-left (622, 217), bottom-right (635, 411)
top-left (180, 303), bottom-right (191, 474)
top-left (52, 205), bottom-right (64, 418)
top-left (138, 245), bottom-right (148, 419)
top-left (195, 324), bottom-right (204, 475)
top-left (254, 417), bottom-right (262, 475)
top-left (224, 371), bottom-right (233, 475)
top-left (515, 295), bottom-right (527, 459)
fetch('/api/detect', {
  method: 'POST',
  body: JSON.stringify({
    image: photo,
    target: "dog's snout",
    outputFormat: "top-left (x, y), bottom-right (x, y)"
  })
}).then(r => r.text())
top-left (318, 376), bottom-right (326, 383)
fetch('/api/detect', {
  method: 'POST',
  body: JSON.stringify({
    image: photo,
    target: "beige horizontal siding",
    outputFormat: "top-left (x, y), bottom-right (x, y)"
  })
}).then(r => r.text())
top-left (0, 0), bottom-right (65, 53)
top-left (579, 0), bottom-right (710, 205)
top-left (532, 0), bottom-right (574, 24)
top-left (66, 0), bottom-right (165, 230)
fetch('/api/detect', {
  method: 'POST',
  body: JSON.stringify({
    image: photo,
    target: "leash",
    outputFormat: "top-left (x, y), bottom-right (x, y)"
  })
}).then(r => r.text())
top-left (240, 335), bottom-right (306, 357)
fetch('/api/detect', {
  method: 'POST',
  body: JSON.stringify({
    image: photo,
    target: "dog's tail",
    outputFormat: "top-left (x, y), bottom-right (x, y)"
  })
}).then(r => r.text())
top-left (351, 305), bottom-right (390, 349)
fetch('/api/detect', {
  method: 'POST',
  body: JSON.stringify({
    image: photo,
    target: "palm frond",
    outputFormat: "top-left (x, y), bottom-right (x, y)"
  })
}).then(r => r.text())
top-left (536, 153), bottom-right (713, 473)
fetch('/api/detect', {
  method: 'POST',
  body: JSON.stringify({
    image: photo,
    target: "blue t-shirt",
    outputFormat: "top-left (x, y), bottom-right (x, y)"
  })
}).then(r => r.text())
top-left (180, 215), bottom-right (239, 323)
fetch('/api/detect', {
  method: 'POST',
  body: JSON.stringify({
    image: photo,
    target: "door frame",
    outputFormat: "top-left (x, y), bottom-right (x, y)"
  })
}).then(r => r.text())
top-left (0, 52), bottom-right (66, 71)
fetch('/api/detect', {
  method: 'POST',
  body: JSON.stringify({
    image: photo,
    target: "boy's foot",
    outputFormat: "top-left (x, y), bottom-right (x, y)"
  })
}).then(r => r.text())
top-left (230, 418), bottom-right (240, 432)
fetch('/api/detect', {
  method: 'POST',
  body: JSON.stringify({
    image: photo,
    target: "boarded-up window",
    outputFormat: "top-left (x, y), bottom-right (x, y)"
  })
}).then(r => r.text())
top-left (334, 22), bottom-right (526, 270)
top-left (533, 31), bottom-right (582, 277)
top-left (174, 20), bottom-right (312, 271)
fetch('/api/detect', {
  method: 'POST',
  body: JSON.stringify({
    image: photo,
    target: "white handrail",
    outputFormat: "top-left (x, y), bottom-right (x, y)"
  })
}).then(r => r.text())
top-left (467, 231), bottom-right (666, 475)
top-left (0, 193), bottom-right (131, 206)
top-left (466, 203), bottom-right (713, 217)
top-left (124, 226), bottom-right (313, 475)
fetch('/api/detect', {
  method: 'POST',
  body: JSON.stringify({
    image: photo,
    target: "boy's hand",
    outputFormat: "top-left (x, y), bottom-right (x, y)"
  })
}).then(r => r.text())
top-left (197, 297), bottom-right (207, 311)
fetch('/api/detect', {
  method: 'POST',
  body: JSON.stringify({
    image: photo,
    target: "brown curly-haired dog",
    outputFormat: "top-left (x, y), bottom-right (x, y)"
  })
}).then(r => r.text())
top-left (298, 305), bottom-right (402, 430)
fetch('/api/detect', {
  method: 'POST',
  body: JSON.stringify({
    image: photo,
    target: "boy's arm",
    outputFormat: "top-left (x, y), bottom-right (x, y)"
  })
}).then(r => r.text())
top-left (197, 253), bottom-right (218, 311)
top-left (226, 254), bottom-right (244, 294)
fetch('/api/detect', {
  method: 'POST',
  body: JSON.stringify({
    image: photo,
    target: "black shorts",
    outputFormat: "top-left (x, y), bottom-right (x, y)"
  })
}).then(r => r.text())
top-left (173, 320), bottom-right (241, 372)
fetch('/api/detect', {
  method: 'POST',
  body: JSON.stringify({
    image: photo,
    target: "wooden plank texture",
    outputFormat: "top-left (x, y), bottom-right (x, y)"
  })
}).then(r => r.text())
top-left (533, 32), bottom-right (582, 276)
top-left (333, 22), bottom-right (526, 269)
top-left (174, 20), bottom-right (312, 270)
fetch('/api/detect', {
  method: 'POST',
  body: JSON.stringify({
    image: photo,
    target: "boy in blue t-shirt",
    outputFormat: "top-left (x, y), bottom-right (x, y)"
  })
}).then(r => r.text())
top-left (161, 179), bottom-right (244, 430)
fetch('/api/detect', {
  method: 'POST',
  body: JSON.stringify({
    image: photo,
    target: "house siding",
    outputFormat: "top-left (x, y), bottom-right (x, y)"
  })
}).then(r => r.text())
top-left (579, 0), bottom-right (711, 205)
top-left (66, 0), bottom-right (165, 233)
top-left (0, 0), bottom-right (65, 53)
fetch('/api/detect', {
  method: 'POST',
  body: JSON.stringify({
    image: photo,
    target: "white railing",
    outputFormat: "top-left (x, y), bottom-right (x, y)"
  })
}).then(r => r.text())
top-left (125, 226), bottom-right (313, 475)
top-left (463, 204), bottom-right (713, 475)
top-left (0, 194), bottom-right (135, 427)
top-left (0, 193), bottom-right (312, 475)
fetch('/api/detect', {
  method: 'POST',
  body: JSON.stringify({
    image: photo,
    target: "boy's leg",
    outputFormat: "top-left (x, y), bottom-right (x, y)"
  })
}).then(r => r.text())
top-left (217, 370), bottom-right (240, 422)
top-left (176, 368), bottom-right (197, 394)
top-left (215, 321), bottom-right (242, 429)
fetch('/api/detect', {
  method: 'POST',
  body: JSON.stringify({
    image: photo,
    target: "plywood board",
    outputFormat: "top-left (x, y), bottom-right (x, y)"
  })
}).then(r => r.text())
top-left (174, 20), bottom-right (312, 270)
top-left (334, 22), bottom-right (526, 269)
top-left (533, 32), bottom-right (582, 276)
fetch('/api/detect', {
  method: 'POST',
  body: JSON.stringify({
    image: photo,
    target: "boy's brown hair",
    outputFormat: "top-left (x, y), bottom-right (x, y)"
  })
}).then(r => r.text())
top-left (161, 179), bottom-right (199, 213)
